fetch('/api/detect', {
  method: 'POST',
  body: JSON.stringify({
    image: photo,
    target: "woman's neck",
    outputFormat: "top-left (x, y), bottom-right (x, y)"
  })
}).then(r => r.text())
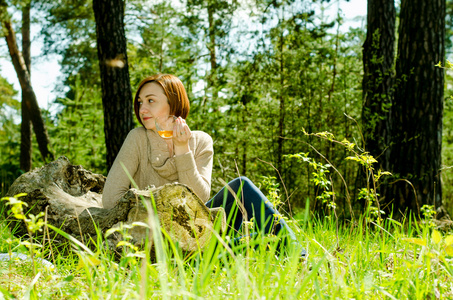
top-left (165, 139), bottom-right (174, 157)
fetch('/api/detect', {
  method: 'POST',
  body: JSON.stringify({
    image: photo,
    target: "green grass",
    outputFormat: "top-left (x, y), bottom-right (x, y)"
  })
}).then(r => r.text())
top-left (0, 214), bottom-right (452, 299)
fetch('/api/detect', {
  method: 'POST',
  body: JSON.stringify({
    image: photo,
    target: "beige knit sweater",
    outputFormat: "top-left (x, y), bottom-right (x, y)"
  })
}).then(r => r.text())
top-left (102, 127), bottom-right (214, 209)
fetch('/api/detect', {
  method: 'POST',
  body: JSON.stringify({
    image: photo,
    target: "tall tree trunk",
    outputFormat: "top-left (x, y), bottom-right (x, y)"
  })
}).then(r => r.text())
top-left (277, 14), bottom-right (285, 175)
top-left (207, 2), bottom-right (218, 101)
top-left (362, 0), bottom-right (395, 171)
top-left (241, 95), bottom-right (248, 176)
top-left (20, 1), bottom-right (32, 172)
top-left (386, 0), bottom-right (445, 216)
top-left (1, 6), bottom-right (54, 163)
top-left (92, 0), bottom-right (134, 171)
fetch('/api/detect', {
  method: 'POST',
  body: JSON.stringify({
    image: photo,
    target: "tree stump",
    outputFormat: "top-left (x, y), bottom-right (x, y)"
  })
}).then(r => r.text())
top-left (4, 156), bottom-right (226, 253)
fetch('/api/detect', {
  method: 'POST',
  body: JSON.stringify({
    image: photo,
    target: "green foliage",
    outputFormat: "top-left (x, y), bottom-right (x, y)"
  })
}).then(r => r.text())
top-left (0, 108), bottom-right (22, 197)
top-left (441, 59), bottom-right (453, 217)
top-left (420, 204), bottom-right (437, 228)
top-left (184, 1), bottom-right (365, 209)
top-left (48, 76), bottom-right (106, 174)
top-left (258, 176), bottom-right (282, 208)
top-left (1, 193), bottom-right (47, 281)
top-left (357, 188), bottom-right (384, 223)
top-left (285, 127), bottom-right (394, 224)
top-left (128, 0), bottom-right (200, 83)
top-left (39, 0), bottom-right (99, 95)
top-left (0, 76), bottom-right (18, 111)
top-left (286, 152), bottom-right (336, 211)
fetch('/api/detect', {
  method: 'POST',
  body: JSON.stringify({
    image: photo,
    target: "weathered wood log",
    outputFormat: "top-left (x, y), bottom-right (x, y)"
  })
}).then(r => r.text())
top-left (121, 186), bottom-right (227, 251)
top-left (4, 156), bottom-right (226, 253)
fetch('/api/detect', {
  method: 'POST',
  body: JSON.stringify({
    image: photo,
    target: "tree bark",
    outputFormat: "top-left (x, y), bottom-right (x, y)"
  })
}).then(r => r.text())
top-left (1, 5), bottom-right (55, 163)
top-left (362, 0), bottom-right (395, 171)
top-left (20, 1), bottom-right (32, 172)
top-left (92, 0), bottom-right (134, 171)
top-left (277, 41), bottom-right (285, 175)
top-left (207, 2), bottom-right (218, 101)
top-left (386, 0), bottom-right (445, 215)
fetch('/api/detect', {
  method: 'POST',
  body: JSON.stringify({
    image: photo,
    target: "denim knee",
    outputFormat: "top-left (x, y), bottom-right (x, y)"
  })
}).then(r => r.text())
top-left (231, 176), bottom-right (253, 190)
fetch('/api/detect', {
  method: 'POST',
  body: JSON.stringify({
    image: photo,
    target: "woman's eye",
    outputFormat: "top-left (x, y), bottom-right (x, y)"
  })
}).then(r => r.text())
top-left (148, 99), bottom-right (153, 103)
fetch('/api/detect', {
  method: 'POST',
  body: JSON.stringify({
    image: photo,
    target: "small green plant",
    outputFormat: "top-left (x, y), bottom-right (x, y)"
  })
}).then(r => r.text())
top-left (357, 188), bottom-right (385, 223)
top-left (285, 152), bottom-right (336, 211)
top-left (259, 176), bottom-right (282, 209)
top-left (1, 194), bottom-right (46, 275)
top-left (105, 222), bottom-right (147, 261)
top-left (420, 204), bottom-right (436, 228)
top-left (298, 128), bottom-right (392, 221)
top-left (1, 193), bottom-right (48, 298)
top-left (258, 176), bottom-right (289, 238)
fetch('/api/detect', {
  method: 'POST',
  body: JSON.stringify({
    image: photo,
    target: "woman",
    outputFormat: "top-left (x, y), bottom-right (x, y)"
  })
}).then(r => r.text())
top-left (103, 74), bottom-right (306, 258)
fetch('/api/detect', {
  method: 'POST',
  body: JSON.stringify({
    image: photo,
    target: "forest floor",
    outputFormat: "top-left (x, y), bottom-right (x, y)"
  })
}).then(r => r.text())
top-left (0, 211), bottom-right (453, 299)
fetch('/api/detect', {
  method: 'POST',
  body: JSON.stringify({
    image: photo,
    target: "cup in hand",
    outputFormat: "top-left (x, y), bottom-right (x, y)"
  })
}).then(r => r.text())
top-left (155, 115), bottom-right (177, 139)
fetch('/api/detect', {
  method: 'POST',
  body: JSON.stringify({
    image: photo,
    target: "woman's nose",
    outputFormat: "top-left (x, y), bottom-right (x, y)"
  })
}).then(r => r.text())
top-left (139, 104), bottom-right (148, 114)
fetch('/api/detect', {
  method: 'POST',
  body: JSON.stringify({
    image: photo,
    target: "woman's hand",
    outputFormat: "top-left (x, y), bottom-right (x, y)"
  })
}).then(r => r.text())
top-left (173, 117), bottom-right (192, 155)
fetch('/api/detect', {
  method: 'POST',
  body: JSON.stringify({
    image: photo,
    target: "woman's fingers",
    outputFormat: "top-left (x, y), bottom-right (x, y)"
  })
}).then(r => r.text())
top-left (173, 117), bottom-right (191, 143)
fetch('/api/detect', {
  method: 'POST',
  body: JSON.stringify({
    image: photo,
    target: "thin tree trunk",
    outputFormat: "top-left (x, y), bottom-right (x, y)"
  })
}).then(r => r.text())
top-left (20, 1), bottom-right (32, 172)
top-left (241, 96), bottom-right (248, 176)
top-left (277, 13), bottom-right (285, 175)
top-left (207, 2), bottom-right (218, 101)
top-left (387, 0), bottom-right (445, 216)
top-left (92, 0), bottom-right (134, 171)
top-left (2, 14), bottom-right (54, 163)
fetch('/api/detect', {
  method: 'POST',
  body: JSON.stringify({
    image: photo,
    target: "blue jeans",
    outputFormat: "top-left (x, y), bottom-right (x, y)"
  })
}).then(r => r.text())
top-left (205, 177), bottom-right (298, 242)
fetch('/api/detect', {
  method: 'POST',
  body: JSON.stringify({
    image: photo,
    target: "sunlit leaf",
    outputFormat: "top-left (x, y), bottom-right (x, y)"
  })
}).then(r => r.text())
top-left (105, 227), bottom-right (119, 237)
top-left (117, 241), bottom-right (139, 252)
top-left (379, 171), bottom-right (392, 176)
top-left (77, 255), bottom-right (101, 270)
top-left (76, 259), bottom-right (85, 270)
top-left (341, 138), bottom-right (355, 150)
top-left (402, 238), bottom-right (426, 246)
top-left (346, 156), bottom-right (360, 162)
top-left (116, 241), bottom-right (132, 248)
top-left (445, 244), bottom-right (453, 256)
top-left (13, 214), bottom-right (25, 220)
top-left (387, 218), bottom-right (402, 227)
top-left (444, 235), bottom-right (453, 246)
top-left (131, 221), bottom-right (149, 228)
top-left (432, 230), bottom-right (442, 244)
top-left (14, 193), bottom-right (27, 198)
top-left (126, 252), bottom-right (146, 259)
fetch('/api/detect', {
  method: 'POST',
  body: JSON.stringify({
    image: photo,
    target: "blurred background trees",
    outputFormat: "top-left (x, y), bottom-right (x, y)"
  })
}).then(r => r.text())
top-left (1, 0), bottom-right (452, 219)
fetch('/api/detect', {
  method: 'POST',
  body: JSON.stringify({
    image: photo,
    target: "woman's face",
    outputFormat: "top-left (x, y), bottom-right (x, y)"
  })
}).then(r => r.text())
top-left (138, 82), bottom-right (171, 131)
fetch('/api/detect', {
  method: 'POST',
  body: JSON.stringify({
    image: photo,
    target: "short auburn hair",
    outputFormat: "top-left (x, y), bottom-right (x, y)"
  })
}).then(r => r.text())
top-left (134, 74), bottom-right (190, 127)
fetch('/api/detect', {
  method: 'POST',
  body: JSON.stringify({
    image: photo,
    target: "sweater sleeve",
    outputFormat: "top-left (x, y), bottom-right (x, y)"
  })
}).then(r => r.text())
top-left (102, 128), bottom-right (143, 209)
top-left (174, 132), bottom-right (213, 202)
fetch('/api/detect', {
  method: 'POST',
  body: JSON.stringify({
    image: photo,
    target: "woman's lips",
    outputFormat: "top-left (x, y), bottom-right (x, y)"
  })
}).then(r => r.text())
top-left (142, 117), bottom-right (152, 121)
